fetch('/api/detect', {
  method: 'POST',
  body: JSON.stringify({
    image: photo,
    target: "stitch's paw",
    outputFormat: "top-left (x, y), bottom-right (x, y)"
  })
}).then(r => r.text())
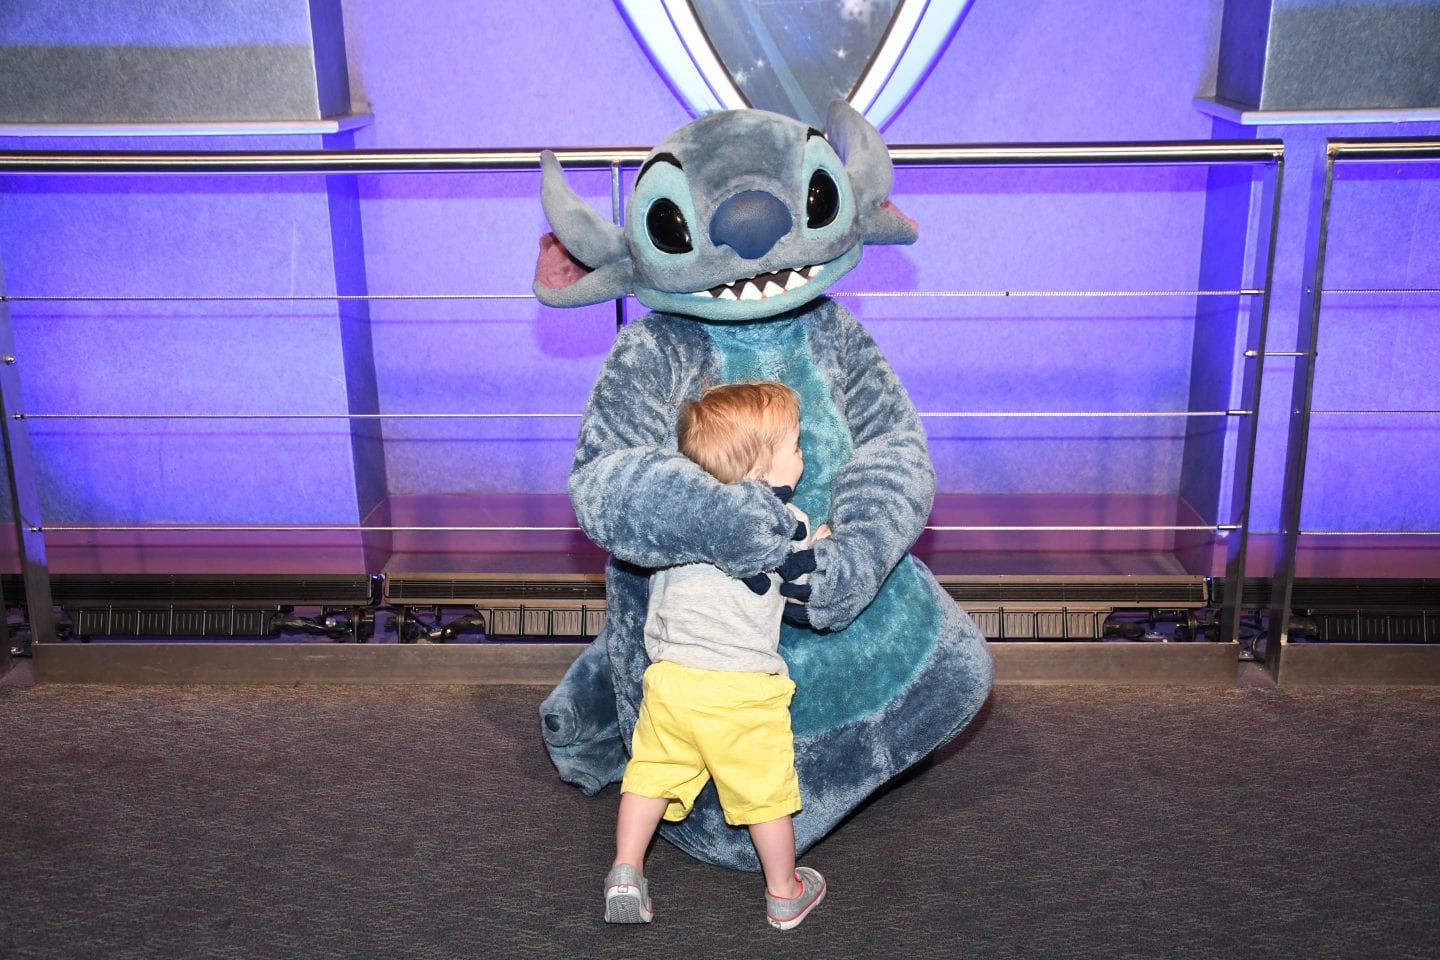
top-left (777, 549), bottom-right (816, 582)
top-left (741, 572), bottom-right (772, 595)
top-left (781, 599), bottom-right (812, 628)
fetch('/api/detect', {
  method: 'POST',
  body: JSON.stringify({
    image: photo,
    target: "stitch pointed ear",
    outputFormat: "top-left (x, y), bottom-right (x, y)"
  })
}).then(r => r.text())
top-left (825, 101), bottom-right (918, 246)
top-left (534, 150), bottom-right (635, 307)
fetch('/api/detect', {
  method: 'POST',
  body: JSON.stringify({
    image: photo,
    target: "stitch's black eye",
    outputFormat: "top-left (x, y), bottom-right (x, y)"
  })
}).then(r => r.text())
top-left (806, 170), bottom-right (840, 229)
top-left (646, 198), bottom-right (692, 254)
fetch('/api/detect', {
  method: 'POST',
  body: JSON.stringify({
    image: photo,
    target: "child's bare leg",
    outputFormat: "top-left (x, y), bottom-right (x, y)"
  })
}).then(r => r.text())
top-left (747, 815), bottom-right (801, 898)
top-left (607, 792), bottom-right (666, 924)
top-left (614, 792), bottom-right (670, 870)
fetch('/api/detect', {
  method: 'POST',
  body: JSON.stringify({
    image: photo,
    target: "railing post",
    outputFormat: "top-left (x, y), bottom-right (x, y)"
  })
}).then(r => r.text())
top-left (1267, 145), bottom-right (1336, 681)
top-left (0, 260), bottom-right (58, 646)
top-left (1220, 155), bottom-right (1285, 646)
top-left (611, 160), bottom-right (626, 331)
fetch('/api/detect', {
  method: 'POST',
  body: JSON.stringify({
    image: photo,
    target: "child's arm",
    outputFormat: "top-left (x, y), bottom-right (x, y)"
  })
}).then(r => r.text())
top-left (568, 324), bottom-right (796, 577)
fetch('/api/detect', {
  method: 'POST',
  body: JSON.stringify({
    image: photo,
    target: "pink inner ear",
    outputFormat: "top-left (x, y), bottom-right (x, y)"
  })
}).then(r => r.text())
top-left (881, 200), bottom-right (918, 231)
top-left (535, 232), bottom-right (593, 290)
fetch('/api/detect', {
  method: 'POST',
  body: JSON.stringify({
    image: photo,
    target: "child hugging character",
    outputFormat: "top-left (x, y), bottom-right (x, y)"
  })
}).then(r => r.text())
top-left (604, 381), bottom-right (831, 931)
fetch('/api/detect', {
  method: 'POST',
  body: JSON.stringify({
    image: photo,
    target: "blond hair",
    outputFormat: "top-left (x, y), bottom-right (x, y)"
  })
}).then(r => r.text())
top-left (678, 381), bottom-right (800, 484)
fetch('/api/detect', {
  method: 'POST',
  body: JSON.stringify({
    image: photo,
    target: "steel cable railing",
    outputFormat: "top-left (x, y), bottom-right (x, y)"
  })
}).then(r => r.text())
top-left (0, 140), bottom-right (1286, 642)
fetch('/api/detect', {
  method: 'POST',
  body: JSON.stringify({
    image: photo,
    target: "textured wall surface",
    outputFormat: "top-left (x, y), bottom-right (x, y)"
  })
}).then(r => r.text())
top-left (0, 0), bottom-right (352, 121)
top-left (1215, 0), bottom-right (1440, 111)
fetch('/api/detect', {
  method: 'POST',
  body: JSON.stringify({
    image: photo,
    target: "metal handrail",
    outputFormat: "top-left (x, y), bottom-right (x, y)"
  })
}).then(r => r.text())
top-left (1, 287), bottom-right (1265, 300)
top-left (33, 522), bottom-right (1243, 534)
top-left (13, 409), bottom-right (1249, 420)
top-left (1327, 139), bottom-right (1440, 162)
top-left (0, 147), bottom-right (645, 174)
top-left (0, 140), bottom-right (1286, 175)
top-left (888, 141), bottom-right (1283, 166)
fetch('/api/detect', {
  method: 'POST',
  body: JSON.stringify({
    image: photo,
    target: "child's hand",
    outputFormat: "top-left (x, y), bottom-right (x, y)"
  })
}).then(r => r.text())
top-left (815, 524), bottom-right (833, 540)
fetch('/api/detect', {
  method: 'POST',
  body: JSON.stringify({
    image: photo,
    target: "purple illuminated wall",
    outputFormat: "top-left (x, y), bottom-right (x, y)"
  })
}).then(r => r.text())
top-left (341, 0), bottom-right (1227, 503)
top-left (0, 166), bottom-right (358, 520)
top-left (1, 0), bottom-right (1437, 577)
top-left (1247, 122), bottom-right (1440, 548)
top-left (1306, 160), bottom-right (1440, 532)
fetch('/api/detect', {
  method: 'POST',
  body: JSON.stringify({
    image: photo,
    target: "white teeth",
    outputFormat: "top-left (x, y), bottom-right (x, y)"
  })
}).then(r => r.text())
top-left (692, 264), bottom-right (821, 300)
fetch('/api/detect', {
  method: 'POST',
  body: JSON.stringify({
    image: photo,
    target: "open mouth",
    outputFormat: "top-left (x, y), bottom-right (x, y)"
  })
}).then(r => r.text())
top-left (690, 263), bottom-right (825, 301)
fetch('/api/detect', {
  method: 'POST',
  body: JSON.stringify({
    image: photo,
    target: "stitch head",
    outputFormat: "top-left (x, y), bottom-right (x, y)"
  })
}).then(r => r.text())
top-left (534, 101), bottom-right (916, 321)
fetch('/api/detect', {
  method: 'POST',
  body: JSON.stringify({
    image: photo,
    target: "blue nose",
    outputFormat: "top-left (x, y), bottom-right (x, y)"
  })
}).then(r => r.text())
top-left (708, 190), bottom-right (793, 260)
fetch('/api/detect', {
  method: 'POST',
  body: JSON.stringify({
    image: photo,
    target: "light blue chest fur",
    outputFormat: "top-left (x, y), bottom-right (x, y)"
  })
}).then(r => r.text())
top-left (709, 317), bottom-right (848, 523)
top-left (705, 318), bottom-right (938, 737)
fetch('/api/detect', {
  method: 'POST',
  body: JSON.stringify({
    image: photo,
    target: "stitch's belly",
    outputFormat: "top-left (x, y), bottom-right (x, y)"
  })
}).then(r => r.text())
top-left (708, 321), bottom-right (848, 524)
top-left (780, 554), bottom-right (939, 737)
top-left (707, 318), bottom-right (943, 736)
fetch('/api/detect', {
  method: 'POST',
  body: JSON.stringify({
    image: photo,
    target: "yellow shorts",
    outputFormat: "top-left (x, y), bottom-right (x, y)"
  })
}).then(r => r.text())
top-left (621, 660), bottom-right (801, 826)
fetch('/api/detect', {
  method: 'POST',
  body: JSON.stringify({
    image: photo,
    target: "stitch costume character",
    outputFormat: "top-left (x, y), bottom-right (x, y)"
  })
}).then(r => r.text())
top-left (535, 101), bottom-right (994, 871)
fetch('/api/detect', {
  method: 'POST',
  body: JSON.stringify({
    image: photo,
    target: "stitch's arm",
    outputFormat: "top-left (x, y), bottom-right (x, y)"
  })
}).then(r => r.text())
top-left (568, 325), bottom-right (796, 576)
top-left (804, 314), bottom-right (936, 630)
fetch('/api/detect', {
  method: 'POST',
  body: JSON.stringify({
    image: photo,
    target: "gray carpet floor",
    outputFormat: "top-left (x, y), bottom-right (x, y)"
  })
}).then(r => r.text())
top-left (2, 664), bottom-right (1438, 960)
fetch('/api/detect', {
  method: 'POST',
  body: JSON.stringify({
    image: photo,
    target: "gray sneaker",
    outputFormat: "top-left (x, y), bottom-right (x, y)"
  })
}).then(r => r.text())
top-left (603, 863), bottom-right (653, 923)
top-left (766, 867), bottom-right (826, 930)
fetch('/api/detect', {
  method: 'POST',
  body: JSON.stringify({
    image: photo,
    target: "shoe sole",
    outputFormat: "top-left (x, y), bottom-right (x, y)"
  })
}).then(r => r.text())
top-left (604, 886), bottom-right (653, 924)
top-left (767, 881), bottom-right (825, 930)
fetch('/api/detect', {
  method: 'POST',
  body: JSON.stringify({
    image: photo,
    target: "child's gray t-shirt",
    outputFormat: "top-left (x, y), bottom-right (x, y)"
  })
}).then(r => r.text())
top-left (642, 503), bottom-right (811, 677)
